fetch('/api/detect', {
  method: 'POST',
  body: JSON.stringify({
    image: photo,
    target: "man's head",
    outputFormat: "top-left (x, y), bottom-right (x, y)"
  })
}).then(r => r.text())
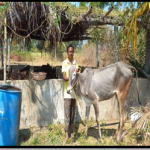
top-left (67, 44), bottom-right (74, 60)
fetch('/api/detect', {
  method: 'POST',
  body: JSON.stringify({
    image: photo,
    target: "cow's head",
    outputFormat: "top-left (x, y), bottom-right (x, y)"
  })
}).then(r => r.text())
top-left (67, 64), bottom-right (78, 94)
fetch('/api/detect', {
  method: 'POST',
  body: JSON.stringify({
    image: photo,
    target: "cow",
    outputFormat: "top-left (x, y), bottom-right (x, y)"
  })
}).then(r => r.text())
top-left (67, 61), bottom-right (141, 143)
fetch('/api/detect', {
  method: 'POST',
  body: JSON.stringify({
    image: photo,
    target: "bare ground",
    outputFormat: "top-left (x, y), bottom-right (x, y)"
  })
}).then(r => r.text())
top-left (17, 119), bottom-right (150, 146)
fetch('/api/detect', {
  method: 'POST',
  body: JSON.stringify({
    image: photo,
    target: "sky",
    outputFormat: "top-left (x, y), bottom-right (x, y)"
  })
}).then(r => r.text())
top-left (69, 2), bottom-right (137, 11)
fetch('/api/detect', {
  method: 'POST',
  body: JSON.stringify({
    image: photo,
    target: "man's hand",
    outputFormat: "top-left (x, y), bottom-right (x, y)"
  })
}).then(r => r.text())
top-left (77, 67), bottom-right (81, 73)
top-left (63, 72), bottom-right (69, 81)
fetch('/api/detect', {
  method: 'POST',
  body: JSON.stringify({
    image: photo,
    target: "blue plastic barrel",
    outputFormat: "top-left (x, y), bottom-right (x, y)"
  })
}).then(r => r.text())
top-left (0, 85), bottom-right (22, 146)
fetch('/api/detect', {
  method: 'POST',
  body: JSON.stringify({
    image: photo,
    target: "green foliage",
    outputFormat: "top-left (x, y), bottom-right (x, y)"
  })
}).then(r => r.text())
top-left (20, 142), bottom-right (25, 146)
top-left (50, 2), bottom-right (56, 10)
top-left (4, 2), bottom-right (8, 9)
top-left (18, 120), bottom-right (150, 146)
top-left (31, 137), bottom-right (39, 145)
top-left (54, 16), bottom-right (60, 27)
top-left (48, 124), bottom-right (53, 131)
top-left (79, 2), bottom-right (122, 10)
top-left (43, 2), bottom-right (49, 5)
top-left (27, 40), bottom-right (38, 52)
top-left (11, 49), bottom-right (33, 61)
top-left (129, 28), bottom-right (146, 73)
top-left (35, 40), bottom-right (44, 51)
top-left (91, 27), bottom-right (111, 46)
top-left (79, 2), bottom-right (89, 7)
top-left (118, 141), bottom-right (126, 146)
top-left (55, 128), bottom-right (62, 135)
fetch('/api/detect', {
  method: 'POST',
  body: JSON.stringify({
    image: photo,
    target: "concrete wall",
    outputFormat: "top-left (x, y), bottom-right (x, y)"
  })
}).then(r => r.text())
top-left (0, 78), bottom-right (149, 129)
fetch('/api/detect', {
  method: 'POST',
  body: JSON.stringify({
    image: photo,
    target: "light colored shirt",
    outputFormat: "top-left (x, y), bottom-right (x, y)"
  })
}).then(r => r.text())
top-left (62, 58), bottom-right (79, 99)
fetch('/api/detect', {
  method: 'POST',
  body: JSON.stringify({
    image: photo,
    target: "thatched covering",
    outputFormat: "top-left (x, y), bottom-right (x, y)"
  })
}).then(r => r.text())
top-left (0, 2), bottom-right (124, 48)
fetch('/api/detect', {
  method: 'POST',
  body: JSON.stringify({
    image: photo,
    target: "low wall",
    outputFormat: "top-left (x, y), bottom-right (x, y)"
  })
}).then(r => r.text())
top-left (0, 78), bottom-right (149, 129)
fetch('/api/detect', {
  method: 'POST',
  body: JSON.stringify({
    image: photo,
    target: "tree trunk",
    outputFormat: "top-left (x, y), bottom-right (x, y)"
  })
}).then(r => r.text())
top-left (96, 41), bottom-right (100, 68)
top-left (145, 29), bottom-right (150, 74)
top-left (113, 25), bottom-right (118, 63)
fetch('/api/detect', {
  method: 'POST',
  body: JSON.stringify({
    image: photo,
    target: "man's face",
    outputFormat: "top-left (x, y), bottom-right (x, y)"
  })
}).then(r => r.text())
top-left (67, 47), bottom-right (74, 60)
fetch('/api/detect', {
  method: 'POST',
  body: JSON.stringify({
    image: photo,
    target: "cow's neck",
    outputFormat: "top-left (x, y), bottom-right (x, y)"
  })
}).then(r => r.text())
top-left (76, 73), bottom-right (85, 96)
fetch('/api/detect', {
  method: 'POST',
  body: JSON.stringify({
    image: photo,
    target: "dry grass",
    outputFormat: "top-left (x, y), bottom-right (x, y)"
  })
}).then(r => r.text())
top-left (9, 43), bottom-right (129, 68)
top-left (75, 43), bottom-right (96, 67)
top-left (17, 119), bottom-right (150, 146)
top-left (74, 43), bottom-right (128, 68)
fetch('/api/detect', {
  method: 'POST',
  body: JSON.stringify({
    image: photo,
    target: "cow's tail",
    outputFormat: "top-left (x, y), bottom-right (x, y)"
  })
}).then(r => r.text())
top-left (130, 66), bottom-right (142, 105)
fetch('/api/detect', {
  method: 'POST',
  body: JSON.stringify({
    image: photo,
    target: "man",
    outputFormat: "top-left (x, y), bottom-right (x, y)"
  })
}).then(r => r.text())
top-left (62, 44), bottom-right (80, 145)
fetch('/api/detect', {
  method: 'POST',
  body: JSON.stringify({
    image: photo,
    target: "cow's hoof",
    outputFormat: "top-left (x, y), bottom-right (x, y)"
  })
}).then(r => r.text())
top-left (97, 138), bottom-right (101, 143)
top-left (116, 139), bottom-right (119, 144)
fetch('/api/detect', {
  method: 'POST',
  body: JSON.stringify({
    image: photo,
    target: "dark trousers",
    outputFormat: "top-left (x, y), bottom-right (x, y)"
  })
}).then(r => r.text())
top-left (64, 98), bottom-right (76, 132)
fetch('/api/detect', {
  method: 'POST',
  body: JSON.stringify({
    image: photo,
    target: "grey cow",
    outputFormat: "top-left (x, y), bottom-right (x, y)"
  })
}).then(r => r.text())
top-left (67, 61), bottom-right (141, 143)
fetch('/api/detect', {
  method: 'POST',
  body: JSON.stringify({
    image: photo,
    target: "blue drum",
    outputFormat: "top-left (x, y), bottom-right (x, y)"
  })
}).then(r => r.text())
top-left (0, 85), bottom-right (22, 146)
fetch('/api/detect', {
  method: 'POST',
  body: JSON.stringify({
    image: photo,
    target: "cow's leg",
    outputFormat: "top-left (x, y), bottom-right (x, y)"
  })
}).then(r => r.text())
top-left (116, 78), bottom-right (133, 143)
top-left (93, 101), bottom-right (101, 143)
top-left (85, 105), bottom-right (90, 137)
top-left (115, 93), bottom-right (120, 139)
top-left (116, 94), bottom-right (126, 143)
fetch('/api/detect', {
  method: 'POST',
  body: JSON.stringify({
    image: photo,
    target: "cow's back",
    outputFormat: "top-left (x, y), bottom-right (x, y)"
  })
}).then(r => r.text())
top-left (86, 62), bottom-right (133, 101)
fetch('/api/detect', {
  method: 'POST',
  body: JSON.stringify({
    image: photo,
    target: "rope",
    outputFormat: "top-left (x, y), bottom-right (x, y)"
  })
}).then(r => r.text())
top-left (73, 80), bottom-right (79, 136)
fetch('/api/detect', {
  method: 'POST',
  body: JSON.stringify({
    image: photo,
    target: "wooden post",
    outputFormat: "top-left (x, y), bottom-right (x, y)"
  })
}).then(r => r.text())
top-left (113, 25), bottom-right (118, 63)
top-left (96, 41), bottom-right (100, 68)
top-left (8, 38), bottom-right (10, 64)
top-left (55, 39), bottom-right (56, 59)
top-left (4, 16), bottom-right (7, 84)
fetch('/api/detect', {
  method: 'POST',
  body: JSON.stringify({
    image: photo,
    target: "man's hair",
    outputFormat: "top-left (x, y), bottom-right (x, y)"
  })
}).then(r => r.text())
top-left (67, 44), bottom-right (74, 53)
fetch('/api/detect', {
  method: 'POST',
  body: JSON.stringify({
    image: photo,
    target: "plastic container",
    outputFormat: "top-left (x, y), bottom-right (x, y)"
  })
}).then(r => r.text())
top-left (0, 85), bottom-right (22, 146)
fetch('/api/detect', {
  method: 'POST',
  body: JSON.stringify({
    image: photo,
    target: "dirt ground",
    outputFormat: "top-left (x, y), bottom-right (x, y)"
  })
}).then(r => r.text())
top-left (17, 119), bottom-right (150, 146)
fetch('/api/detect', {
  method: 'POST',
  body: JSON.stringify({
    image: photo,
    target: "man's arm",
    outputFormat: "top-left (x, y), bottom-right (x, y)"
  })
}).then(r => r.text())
top-left (63, 72), bottom-right (69, 81)
top-left (62, 61), bottom-right (68, 81)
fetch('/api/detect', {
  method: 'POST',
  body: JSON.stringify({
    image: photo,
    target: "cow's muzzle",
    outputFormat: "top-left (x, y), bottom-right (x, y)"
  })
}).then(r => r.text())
top-left (67, 89), bottom-right (70, 94)
top-left (67, 87), bottom-right (72, 94)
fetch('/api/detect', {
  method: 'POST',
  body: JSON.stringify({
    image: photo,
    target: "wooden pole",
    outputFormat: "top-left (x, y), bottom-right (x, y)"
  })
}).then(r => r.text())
top-left (96, 41), bottom-right (100, 68)
top-left (8, 38), bottom-right (10, 64)
top-left (55, 39), bottom-right (57, 59)
top-left (113, 25), bottom-right (118, 63)
top-left (0, 40), bottom-right (3, 68)
top-left (4, 16), bottom-right (7, 84)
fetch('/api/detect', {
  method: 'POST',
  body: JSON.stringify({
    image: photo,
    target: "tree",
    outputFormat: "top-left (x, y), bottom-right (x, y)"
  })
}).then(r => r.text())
top-left (35, 40), bottom-right (44, 51)
top-left (123, 2), bottom-right (150, 74)
top-left (79, 2), bottom-right (122, 10)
